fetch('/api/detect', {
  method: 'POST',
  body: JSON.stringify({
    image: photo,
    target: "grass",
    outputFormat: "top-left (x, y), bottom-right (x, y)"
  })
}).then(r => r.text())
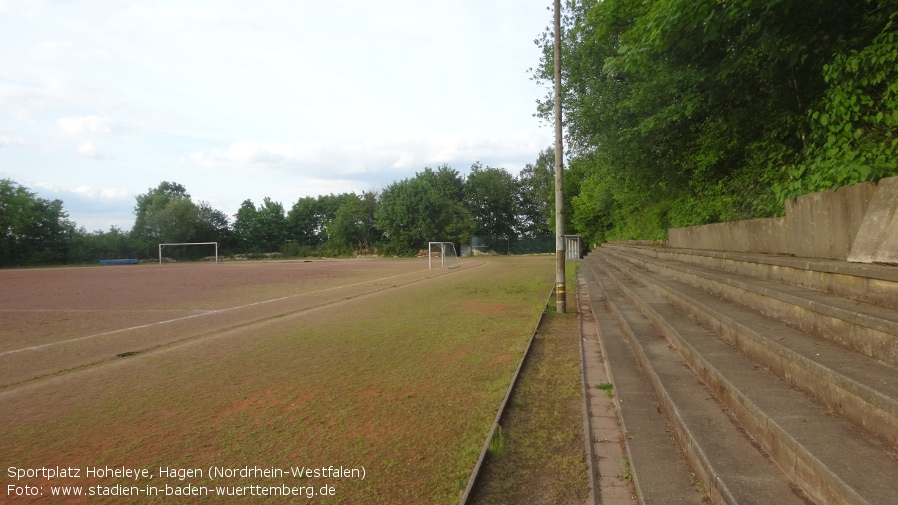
top-left (487, 426), bottom-right (506, 458)
top-left (0, 256), bottom-right (556, 504)
top-left (469, 262), bottom-right (589, 505)
top-left (697, 480), bottom-right (708, 495)
top-left (618, 459), bottom-right (633, 481)
top-left (595, 382), bottom-right (615, 398)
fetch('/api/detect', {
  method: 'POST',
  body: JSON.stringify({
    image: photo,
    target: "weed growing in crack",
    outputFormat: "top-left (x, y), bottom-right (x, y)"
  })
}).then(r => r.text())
top-left (488, 426), bottom-right (506, 458)
top-left (618, 459), bottom-right (633, 481)
top-left (595, 382), bottom-right (614, 398)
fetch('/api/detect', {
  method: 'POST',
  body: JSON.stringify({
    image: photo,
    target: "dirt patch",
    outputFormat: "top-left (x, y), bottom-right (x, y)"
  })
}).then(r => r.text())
top-left (490, 354), bottom-right (512, 364)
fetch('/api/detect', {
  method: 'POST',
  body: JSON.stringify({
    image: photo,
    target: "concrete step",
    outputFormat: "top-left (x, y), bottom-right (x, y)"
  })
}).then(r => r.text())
top-left (581, 268), bottom-right (704, 504)
top-left (599, 249), bottom-right (898, 447)
top-left (603, 245), bottom-right (898, 367)
top-left (581, 260), bottom-right (810, 505)
top-left (604, 243), bottom-right (898, 310)
top-left (586, 253), bottom-right (898, 505)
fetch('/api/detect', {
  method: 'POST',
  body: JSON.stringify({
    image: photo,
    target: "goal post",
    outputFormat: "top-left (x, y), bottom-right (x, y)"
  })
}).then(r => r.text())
top-left (428, 242), bottom-right (459, 269)
top-left (158, 242), bottom-right (219, 264)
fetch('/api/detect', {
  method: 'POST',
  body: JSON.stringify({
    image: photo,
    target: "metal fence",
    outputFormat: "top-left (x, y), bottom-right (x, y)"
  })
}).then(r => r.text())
top-left (470, 235), bottom-right (556, 255)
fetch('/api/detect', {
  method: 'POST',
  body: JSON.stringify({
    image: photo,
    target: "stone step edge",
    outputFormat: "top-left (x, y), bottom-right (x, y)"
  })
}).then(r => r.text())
top-left (593, 256), bottom-right (897, 505)
top-left (580, 269), bottom-right (705, 504)
top-left (601, 243), bottom-right (898, 310)
top-left (583, 261), bottom-right (810, 505)
top-left (600, 251), bottom-right (898, 447)
top-left (601, 243), bottom-right (898, 283)
top-left (604, 246), bottom-right (898, 367)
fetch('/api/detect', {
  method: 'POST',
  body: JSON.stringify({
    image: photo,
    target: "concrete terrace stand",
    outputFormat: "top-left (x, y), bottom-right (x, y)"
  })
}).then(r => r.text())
top-left (580, 177), bottom-right (898, 504)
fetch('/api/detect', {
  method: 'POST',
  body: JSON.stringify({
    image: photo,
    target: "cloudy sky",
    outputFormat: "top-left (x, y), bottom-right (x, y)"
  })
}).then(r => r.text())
top-left (0, 0), bottom-right (556, 231)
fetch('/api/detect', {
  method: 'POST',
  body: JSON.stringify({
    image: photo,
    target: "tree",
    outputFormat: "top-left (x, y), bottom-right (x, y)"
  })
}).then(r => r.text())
top-left (325, 192), bottom-right (379, 255)
top-left (464, 163), bottom-right (520, 237)
top-left (233, 199), bottom-right (259, 252)
top-left (148, 196), bottom-right (200, 244)
top-left (256, 197), bottom-right (287, 252)
top-left (533, 0), bottom-right (896, 240)
top-left (131, 181), bottom-right (192, 243)
top-left (422, 164), bottom-right (466, 202)
top-left (68, 225), bottom-right (138, 263)
top-left (233, 197), bottom-right (287, 253)
top-left (195, 201), bottom-right (232, 246)
top-left (375, 167), bottom-right (472, 255)
top-left (784, 8), bottom-right (898, 200)
top-left (0, 179), bottom-right (75, 266)
top-left (518, 148), bottom-right (556, 235)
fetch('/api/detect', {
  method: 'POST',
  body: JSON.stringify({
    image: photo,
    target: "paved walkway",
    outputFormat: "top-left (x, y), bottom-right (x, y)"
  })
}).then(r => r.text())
top-left (577, 274), bottom-right (639, 505)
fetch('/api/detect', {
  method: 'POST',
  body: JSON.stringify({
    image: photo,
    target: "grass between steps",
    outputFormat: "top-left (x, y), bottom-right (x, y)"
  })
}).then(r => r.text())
top-left (469, 265), bottom-right (589, 504)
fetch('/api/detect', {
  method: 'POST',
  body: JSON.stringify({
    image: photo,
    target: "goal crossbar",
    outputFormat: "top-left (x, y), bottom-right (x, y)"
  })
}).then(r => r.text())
top-left (428, 242), bottom-right (459, 269)
top-left (158, 242), bottom-right (219, 264)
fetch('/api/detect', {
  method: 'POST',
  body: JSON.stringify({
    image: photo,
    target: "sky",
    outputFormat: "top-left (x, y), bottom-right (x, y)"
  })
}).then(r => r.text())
top-left (0, 0), bottom-right (557, 232)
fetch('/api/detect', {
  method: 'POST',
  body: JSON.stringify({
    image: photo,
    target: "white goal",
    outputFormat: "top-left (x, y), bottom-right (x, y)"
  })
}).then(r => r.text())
top-left (428, 242), bottom-right (459, 269)
top-left (158, 242), bottom-right (219, 264)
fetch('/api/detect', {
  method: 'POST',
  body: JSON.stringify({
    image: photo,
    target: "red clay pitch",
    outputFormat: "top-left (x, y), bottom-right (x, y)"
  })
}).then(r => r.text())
top-left (0, 259), bottom-right (431, 386)
top-left (0, 257), bottom-right (554, 503)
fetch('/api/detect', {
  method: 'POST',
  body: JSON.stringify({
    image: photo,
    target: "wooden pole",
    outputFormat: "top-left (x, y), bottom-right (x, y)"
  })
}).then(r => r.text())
top-left (554, 0), bottom-right (566, 313)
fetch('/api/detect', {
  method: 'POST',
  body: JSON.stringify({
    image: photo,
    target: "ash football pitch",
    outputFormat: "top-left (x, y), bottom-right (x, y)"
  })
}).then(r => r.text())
top-left (0, 256), bottom-right (554, 503)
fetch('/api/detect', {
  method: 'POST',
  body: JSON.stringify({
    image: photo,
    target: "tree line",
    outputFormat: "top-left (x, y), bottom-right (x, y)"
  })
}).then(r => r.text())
top-left (0, 159), bottom-right (556, 266)
top-left (537, 0), bottom-right (898, 245)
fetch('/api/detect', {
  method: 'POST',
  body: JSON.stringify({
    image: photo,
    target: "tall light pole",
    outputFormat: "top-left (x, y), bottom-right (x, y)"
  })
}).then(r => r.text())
top-left (554, 0), bottom-right (566, 313)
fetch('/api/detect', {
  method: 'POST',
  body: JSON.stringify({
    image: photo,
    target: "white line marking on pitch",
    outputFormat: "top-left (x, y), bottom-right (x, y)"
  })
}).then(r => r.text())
top-left (0, 268), bottom-right (442, 358)
top-left (0, 309), bottom-right (213, 313)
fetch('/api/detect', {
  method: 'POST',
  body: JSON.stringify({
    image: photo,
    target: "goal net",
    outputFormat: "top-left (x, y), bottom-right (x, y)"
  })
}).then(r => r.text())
top-left (158, 242), bottom-right (219, 264)
top-left (428, 242), bottom-right (460, 269)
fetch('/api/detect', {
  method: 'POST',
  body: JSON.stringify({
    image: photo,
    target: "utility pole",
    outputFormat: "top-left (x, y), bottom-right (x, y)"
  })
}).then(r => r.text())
top-left (554, 0), bottom-right (566, 313)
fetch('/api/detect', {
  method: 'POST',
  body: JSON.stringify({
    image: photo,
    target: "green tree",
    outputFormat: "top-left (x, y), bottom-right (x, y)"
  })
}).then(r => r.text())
top-left (195, 201), bottom-right (233, 247)
top-left (129, 182), bottom-right (232, 258)
top-left (233, 199), bottom-right (259, 252)
top-left (233, 198), bottom-right (287, 253)
top-left (286, 196), bottom-right (325, 249)
top-left (375, 167), bottom-right (472, 255)
top-left (325, 192), bottom-right (379, 255)
top-left (464, 163), bottom-right (520, 237)
top-left (518, 148), bottom-right (556, 235)
top-left (534, 0), bottom-right (896, 240)
top-left (0, 179), bottom-right (75, 266)
top-left (256, 197), bottom-right (287, 252)
top-left (69, 225), bottom-right (138, 263)
top-left (149, 196), bottom-right (200, 243)
top-left (784, 9), bottom-right (898, 199)
top-left (131, 181), bottom-right (192, 243)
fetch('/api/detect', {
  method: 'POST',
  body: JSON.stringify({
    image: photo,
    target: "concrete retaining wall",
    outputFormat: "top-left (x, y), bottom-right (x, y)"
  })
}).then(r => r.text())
top-left (668, 176), bottom-right (898, 264)
top-left (849, 177), bottom-right (898, 264)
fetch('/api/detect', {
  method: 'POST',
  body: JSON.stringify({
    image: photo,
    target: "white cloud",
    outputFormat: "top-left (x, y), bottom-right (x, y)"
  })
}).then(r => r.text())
top-left (110, 4), bottom-right (249, 46)
top-left (0, 135), bottom-right (26, 148)
top-left (72, 185), bottom-right (129, 200)
top-left (29, 182), bottom-right (134, 231)
top-left (187, 131), bottom-right (550, 177)
top-left (58, 115), bottom-right (113, 134)
top-left (77, 142), bottom-right (104, 159)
